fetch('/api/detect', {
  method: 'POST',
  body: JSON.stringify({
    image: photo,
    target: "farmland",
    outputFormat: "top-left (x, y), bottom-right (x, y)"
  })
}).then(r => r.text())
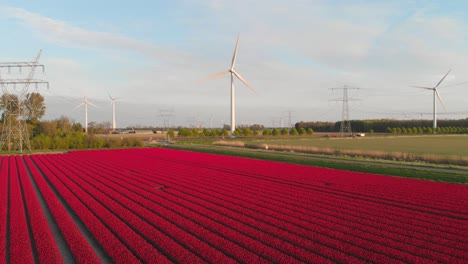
top-left (180, 134), bottom-right (468, 167)
top-left (233, 135), bottom-right (468, 156)
top-left (203, 133), bottom-right (468, 156)
top-left (1, 148), bottom-right (467, 263)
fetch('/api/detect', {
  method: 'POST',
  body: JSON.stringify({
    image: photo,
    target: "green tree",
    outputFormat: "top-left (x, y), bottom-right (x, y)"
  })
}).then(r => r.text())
top-left (167, 130), bottom-right (175, 138)
top-left (203, 129), bottom-right (211, 136)
top-left (290, 128), bottom-right (298, 135)
top-left (31, 134), bottom-right (52, 150)
top-left (178, 128), bottom-right (191, 137)
top-left (272, 128), bottom-right (281, 136)
top-left (281, 128), bottom-right (289, 135)
top-left (191, 128), bottom-right (200, 137)
top-left (221, 128), bottom-right (230, 137)
top-left (262, 128), bottom-right (271, 136)
top-left (0, 93), bottom-right (20, 120)
top-left (24, 92), bottom-right (46, 124)
top-left (307, 128), bottom-right (314, 135)
top-left (67, 131), bottom-right (85, 149)
top-left (299, 128), bottom-right (306, 135)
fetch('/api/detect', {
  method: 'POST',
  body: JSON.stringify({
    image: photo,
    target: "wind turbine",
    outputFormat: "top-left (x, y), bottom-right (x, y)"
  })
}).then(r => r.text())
top-left (74, 96), bottom-right (97, 133)
top-left (411, 69), bottom-right (450, 130)
top-left (201, 33), bottom-right (255, 136)
top-left (107, 92), bottom-right (120, 131)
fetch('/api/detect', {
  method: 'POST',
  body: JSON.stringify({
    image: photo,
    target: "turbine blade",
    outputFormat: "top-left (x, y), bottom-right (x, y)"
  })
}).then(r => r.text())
top-left (74, 103), bottom-right (84, 110)
top-left (411, 86), bottom-right (434, 90)
top-left (440, 81), bottom-right (468, 88)
top-left (435, 69), bottom-right (451, 88)
top-left (198, 70), bottom-right (230, 82)
top-left (231, 33), bottom-right (240, 69)
top-left (106, 91), bottom-right (112, 100)
top-left (435, 89), bottom-right (446, 111)
top-left (232, 70), bottom-right (256, 93)
top-left (88, 101), bottom-right (98, 107)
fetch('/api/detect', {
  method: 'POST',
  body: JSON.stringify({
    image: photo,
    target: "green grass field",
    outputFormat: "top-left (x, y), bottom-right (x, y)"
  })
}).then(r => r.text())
top-left (246, 135), bottom-right (468, 156)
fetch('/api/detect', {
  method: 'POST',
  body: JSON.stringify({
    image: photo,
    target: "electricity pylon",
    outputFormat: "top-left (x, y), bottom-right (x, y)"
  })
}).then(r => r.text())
top-left (0, 50), bottom-right (49, 152)
top-left (330, 85), bottom-right (359, 137)
top-left (158, 108), bottom-right (175, 131)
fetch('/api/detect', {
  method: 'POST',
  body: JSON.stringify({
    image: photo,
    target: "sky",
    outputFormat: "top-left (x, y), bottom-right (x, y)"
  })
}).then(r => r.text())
top-left (0, 0), bottom-right (468, 128)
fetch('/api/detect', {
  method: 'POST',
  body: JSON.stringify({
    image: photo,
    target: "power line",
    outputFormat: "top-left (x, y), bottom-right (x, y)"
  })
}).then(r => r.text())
top-left (0, 50), bottom-right (49, 152)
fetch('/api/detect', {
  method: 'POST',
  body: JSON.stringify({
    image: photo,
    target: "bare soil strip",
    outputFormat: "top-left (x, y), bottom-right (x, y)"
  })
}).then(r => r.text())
top-left (27, 156), bottom-right (113, 263)
top-left (21, 156), bottom-right (75, 264)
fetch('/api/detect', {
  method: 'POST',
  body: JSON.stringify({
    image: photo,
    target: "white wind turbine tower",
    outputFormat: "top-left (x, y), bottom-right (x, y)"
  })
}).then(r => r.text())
top-left (107, 92), bottom-right (120, 131)
top-left (74, 96), bottom-right (97, 133)
top-left (411, 69), bottom-right (450, 131)
top-left (201, 33), bottom-right (255, 136)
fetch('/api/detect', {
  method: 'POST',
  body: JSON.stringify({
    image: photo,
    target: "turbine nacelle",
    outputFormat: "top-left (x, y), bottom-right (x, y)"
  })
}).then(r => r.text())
top-left (74, 96), bottom-right (97, 109)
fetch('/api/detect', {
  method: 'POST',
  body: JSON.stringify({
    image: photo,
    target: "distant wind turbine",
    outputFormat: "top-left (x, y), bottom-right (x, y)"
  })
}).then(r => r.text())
top-left (200, 33), bottom-right (255, 136)
top-left (411, 69), bottom-right (450, 130)
top-left (107, 92), bottom-right (120, 131)
top-left (74, 96), bottom-right (97, 133)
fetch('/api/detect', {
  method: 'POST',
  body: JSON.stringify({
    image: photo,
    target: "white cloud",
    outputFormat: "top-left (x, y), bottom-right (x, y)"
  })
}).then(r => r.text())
top-left (2, 2), bottom-right (468, 126)
top-left (2, 7), bottom-right (192, 65)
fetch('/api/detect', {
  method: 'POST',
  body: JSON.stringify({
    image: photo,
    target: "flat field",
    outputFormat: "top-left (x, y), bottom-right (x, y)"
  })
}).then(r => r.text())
top-left (1, 148), bottom-right (467, 263)
top-left (250, 135), bottom-right (468, 156)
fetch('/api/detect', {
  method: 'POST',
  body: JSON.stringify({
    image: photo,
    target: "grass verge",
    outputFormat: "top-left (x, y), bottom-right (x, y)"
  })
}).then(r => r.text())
top-left (165, 144), bottom-right (468, 184)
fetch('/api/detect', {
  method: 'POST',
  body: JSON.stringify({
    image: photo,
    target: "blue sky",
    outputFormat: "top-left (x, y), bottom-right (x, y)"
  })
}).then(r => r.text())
top-left (1, 0), bottom-right (468, 128)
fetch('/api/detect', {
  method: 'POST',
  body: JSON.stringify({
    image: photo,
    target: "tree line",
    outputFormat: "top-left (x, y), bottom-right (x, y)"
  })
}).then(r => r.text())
top-left (0, 93), bottom-right (143, 151)
top-left (385, 126), bottom-right (468, 134)
top-left (175, 127), bottom-right (314, 137)
top-left (295, 119), bottom-right (468, 133)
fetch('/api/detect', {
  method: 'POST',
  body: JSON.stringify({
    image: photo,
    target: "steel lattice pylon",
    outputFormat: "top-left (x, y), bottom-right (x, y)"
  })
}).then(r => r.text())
top-left (330, 85), bottom-right (359, 137)
top-left (0, 50), bottom-right (49, 152)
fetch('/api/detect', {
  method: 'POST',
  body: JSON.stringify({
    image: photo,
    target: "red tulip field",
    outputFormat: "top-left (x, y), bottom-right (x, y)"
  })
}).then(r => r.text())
top-left (1, 148), bottom-right (467, 263)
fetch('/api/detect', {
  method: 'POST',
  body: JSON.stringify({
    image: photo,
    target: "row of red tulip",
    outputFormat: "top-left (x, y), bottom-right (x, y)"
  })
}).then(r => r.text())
top-left (15, 156), bottom-right (63, 263)
top-left (133, 148), bottom-right (467, 216)
top-left (23, 155), bottom-right (100, 263)
top-left (103, 149), bottom-right (466, 244)
top-left (0, 158), bottom-right (7, 263)
top-left (135, 150), bottom-right (466, 239)
top-left (104, 150), bottom-right (464, 263)
top-left (67, 148), bottom-right (467, 263)
top-left (53, 152), bottom-right (319, 263)
top-left (1, 148), bottom-right (466, 263)
top-left (156, 158), bottom-right (467, 253)
top-left (0, 156), bottom-right (64, 264)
